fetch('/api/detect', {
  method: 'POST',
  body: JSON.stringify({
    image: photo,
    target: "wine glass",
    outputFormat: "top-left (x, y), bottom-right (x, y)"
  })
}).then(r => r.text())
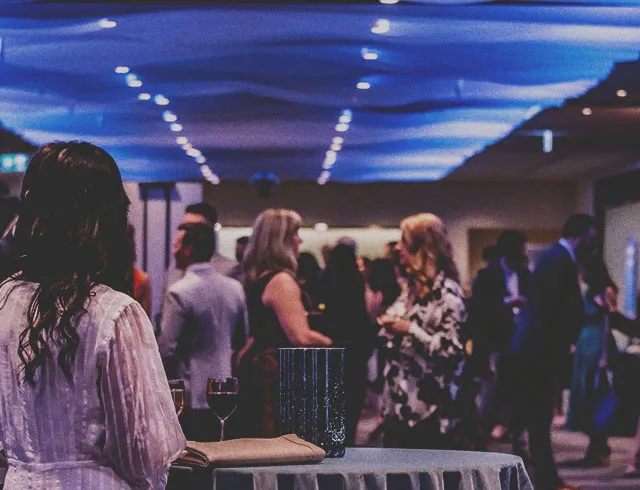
top-left (206, 377), bottom-right (238, 442)
top-left (168, 379), bottom-right (185, 416)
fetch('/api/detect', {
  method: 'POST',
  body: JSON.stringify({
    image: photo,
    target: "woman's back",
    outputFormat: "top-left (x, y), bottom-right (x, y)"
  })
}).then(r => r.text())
top-left (0, 280), bottom-right (185, 489)
top-left (245, 273), bottom-right (291, 348)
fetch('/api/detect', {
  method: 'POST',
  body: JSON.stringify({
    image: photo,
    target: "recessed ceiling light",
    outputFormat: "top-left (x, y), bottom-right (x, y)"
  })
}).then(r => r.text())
top-left (186, 148), bottom-right (202, 157)
top-left (582, 107), bottom-right (593, 116)
top-left (176, 136), bottom-right (188, 145)
top-left (138, 93), bottom-right (151, 101)
top-left (332, 136), bottom-right (344, 145)
top-left (127, 80), bottom-right (142, 88)
top-left (162, 111), bottom-right (177, 122)
top-left (330, 143), bottom-right (342, 151)
top-left (361, 48), bottom-right (378, 61)
top-left (371, 19), bottom-right (390, 34)
top-left (154, 95), bottom-right (170, 106)
top-left (196, 155), bottom-right (206, 164)
top-left (617, 89), bottom-right (628, 98)
top-left (98, 19), bottom-right (117, 29)
top-left (335, 123), bottom-right (349, 132)
top-left (356, 81), bottom-right (371, 90)
top-left (181, 143), bottom-right (193, 150)
top-left (115, 66), bottom-right (129, 74)
top-left (380, 0), bottom-right (399, 3)
top-left (170, 123), bottom-right (183, 132)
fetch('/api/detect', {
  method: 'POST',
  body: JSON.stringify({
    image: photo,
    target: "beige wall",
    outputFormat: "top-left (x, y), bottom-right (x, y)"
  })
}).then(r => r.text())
top-left (206, 180), bottom-right (581, 289)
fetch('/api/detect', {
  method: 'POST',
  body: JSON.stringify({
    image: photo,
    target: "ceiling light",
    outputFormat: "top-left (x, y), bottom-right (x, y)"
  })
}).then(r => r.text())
top-left (361, 48), bottom-right (378, 61)
top-left (162, 111), bottom-right (177, 122)
top-left (98, 19), bottom-right (117, 29)
top-left (181, 143), bottom-right (192, 150)
top-left (214, 223), bottom-right (222, 232)
top-left (330, 143), bottom-right (342, 151)
top-left (186, 148), bottom-right (202, 157)
top-left (339, 109), bottom-right (352, 124)
top-left (196, 155), bottom-right (206, 164)
top-left (371, 19), bottom-right (390, 34)
top-left (332, 136), bottom-right (344, 145)
top-left (582, 107), bottom-right (593, 116)
top-left (115, 66), bottom-right (129, 74)
top-left (154, 95), bottom-right (170, 106)
top-left (356, 81), bottom-right (371, 90)
top-left (176, 136), bottom-right (188, 145)
top-left (170, 123), bottom-right (183, 132)
top-left (127, 80), bottom-right (142, 88)
top-left (617, 89), bottom-right (628, 98)
top-left (542, 129), bottom-right (553, 153)
top-left (335, 123), bottom-right (349, 132)
top-left (138, 93), bottom-right (151, 101)
top-left (380, 0), bottom-right (399, 3)
top-left (314, 222), bottom-right (329, 233)
top-left (317, 171), bottom-right (330, 185)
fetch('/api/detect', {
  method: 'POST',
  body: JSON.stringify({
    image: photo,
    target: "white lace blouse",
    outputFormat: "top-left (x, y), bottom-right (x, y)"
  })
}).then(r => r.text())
top-left (0, 280), bottom-right (185, 489)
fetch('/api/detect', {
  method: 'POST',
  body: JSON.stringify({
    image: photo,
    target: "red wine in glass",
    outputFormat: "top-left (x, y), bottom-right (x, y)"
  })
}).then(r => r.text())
top-left (206, 377), bottom-right (238, 441)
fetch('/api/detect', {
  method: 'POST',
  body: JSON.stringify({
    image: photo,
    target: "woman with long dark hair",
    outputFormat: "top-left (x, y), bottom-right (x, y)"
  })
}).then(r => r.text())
top-left (322, 244), bottom-right (376, 445)
top-left (0, 142), bottom-right (185, 489)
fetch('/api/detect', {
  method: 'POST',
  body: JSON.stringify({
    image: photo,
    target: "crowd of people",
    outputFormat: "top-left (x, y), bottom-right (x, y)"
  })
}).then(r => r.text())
top-left (0, 142), bottom-right (639, 490)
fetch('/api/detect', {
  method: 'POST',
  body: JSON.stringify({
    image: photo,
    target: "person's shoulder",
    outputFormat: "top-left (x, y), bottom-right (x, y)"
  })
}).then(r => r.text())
top-left (90, 284), bottom-right (136, 317)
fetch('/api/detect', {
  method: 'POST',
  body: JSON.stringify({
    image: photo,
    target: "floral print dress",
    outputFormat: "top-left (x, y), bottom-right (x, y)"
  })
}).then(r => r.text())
top-left (381, 272), bottom-right (467, 434)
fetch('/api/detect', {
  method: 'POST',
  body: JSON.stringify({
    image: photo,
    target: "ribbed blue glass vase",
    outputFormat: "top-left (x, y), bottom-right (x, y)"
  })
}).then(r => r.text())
top-left (279, 348), bottom-right (346, 458)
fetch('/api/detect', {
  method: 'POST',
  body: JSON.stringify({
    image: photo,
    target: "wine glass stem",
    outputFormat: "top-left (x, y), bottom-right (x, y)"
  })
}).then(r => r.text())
top-left (220, 419), bottom-right (225, 442)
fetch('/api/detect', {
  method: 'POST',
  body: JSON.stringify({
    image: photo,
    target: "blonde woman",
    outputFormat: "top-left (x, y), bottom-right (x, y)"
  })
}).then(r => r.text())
top-left (379, 213), bottom-right (467, 449)
top-left (237, 209), bottom-right (332, 437)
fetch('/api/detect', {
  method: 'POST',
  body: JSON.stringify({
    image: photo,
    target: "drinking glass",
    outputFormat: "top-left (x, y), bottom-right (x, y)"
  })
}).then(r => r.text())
top-left (206, 377), bottom-right (238, 442)
top-left (168, 379), bottom-right (185, 416)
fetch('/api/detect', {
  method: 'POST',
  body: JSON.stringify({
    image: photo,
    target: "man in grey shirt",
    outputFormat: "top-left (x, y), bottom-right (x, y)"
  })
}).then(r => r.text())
top-left (158, 222), bottom-right (248, 441)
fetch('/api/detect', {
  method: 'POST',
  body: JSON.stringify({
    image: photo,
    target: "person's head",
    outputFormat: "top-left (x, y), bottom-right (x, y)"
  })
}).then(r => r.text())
top-left (321, 243), bottom-right (333, 268)
top-left (497, 230), bottom-right (528, 270)
top-left (562, 214), bottom-right (597, 263)
top-left (242, 208), bottom-right (302, 285)
top-left (183, 202), bottom-right (218, 227)
top-left (384, 241), bottom-right (398, 260)
top-left (482, 244), bottom-right (499, 265)
top-left (395, 213), bottom-right (459, 286)
top-left (235, 235), bottom-right (250, 263)
top-left (173, 222), bottom-right (215, 270)
top-left (369, 258), bottom-right (402, 308)
top-left (15, 141), bottom-right (131, 385)
top-left (327, 243), bottom-right (359, 275)
top-left (297, 252), bottom-right (321, 284)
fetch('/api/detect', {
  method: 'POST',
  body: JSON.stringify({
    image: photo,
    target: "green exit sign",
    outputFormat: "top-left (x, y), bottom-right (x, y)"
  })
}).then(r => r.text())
top-left (0, 154), bottom-right (29, 172)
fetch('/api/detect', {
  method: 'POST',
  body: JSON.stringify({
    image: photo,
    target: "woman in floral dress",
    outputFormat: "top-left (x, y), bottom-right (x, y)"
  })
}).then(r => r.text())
top-left (379, 213), bottom-right (467, 449)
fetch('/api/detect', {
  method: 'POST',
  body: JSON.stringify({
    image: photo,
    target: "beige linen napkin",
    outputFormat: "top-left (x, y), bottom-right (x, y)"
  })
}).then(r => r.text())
top-left (175, 434), bottom-right (325, 468)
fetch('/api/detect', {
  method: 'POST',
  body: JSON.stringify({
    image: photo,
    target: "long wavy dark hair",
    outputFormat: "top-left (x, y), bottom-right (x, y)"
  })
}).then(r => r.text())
top-left (10, 141), bottom-right (132, 386)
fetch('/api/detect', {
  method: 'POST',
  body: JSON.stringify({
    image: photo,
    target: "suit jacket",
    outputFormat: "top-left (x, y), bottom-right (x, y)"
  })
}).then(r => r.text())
top-left (509, 243), bottom-right (584, 364)
top-left (158, 262), bottom-right (248, 409)
top-left (469, 260), bottom-right (531, 355)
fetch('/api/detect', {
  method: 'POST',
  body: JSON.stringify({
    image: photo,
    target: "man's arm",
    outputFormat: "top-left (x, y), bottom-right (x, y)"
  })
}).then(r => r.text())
top-left (156, 288), bottom-right (188, 378)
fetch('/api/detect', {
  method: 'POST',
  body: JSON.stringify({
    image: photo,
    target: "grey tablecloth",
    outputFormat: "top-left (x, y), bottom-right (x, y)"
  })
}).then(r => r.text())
top-left (171, 448), bottom-right (532, 490)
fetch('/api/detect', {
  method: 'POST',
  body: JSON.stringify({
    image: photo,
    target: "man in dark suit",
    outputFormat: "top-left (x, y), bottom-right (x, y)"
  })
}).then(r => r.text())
top-left (469, 230), bottom-right (530, 450)
top-left (510, 214), bottom-right (598, 490)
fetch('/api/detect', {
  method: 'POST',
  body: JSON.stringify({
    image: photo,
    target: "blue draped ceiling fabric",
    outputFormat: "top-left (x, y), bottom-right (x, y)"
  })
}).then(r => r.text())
top-left (0, 1), bottom-right (638, 182)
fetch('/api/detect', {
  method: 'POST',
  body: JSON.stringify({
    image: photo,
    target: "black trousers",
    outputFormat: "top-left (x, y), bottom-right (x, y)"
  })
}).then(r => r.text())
top-left (513, 357), bottom-right (562, 490)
